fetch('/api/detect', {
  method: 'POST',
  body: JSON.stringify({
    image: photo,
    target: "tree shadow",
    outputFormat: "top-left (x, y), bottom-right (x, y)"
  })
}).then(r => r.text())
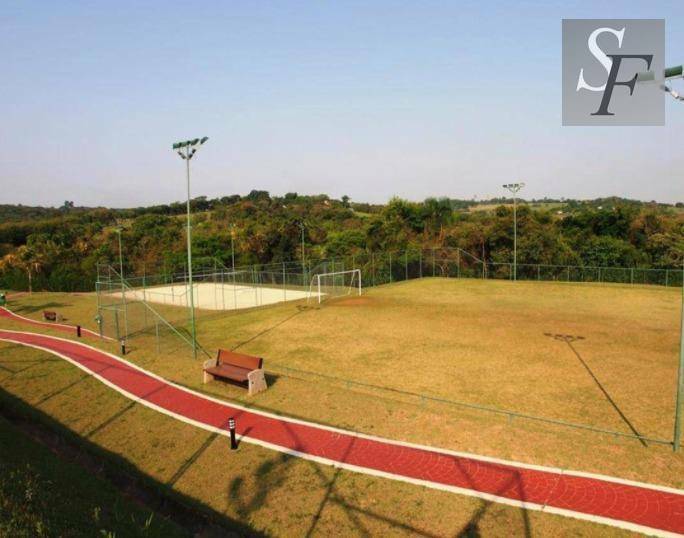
top-left (544, 332), bottom-right (647, 447)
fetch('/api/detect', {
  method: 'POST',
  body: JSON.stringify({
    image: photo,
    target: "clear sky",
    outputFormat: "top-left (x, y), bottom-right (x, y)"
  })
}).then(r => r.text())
top-left (2, 1), bottom-right (683, 207)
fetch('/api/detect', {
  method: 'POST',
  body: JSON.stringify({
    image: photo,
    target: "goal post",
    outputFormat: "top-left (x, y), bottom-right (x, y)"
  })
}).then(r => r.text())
top-left (310, 269), bottom-right (362, 304)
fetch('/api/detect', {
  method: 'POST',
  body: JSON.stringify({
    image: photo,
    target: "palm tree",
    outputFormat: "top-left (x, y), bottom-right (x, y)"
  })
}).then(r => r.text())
top-left (0, 246), bottom-right (44, 294)
top-left (423, 197), bottom-right (453, 242)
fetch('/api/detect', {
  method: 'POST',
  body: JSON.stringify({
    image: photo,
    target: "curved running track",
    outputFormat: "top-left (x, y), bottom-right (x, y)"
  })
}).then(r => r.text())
top-left (0, 306), bottom-right (110, 340)
top-left (0, 329), bottom-right (683, 536)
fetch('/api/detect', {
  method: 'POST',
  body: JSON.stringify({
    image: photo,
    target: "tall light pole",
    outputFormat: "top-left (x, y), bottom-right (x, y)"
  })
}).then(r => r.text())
top-left (675, 257), bottom-right (684, 451)
top-left (114, 226), bottom-right (128, 340)
top-left (299, 221), bottom-right (306, 287)
top-left (502, 182), bottom-right (525, 281)
top-left (636, 64), bottom-right (684, 450)
top-left (230, 223), bottom-right (236, 271)
top-left (172, 137), bottom-right (209, 360)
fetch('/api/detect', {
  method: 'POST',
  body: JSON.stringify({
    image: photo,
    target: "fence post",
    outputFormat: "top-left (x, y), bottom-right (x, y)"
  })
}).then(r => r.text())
top-left (419, 250), bottom-right (422, 278)
top-left (631, 267), bottom-right (634, 285)
top-left (155, 319), bottom-right (160, 354)
top-left (456, 249), bottom-right (461, 278)
top-left (389, 252), bottom-right (392, 283)
top-left (371, 252), bottom-right (375, 287)
top-left (432, 249), bottom-right (436, 277)
top-left (666, 269), bottom-right (669, 287)
top-left (253, 266), bottom-right (258, 306)
top-left (566, 266), bottom-right (570, 282)
top-left (114, 310), bottom-right (120, 342)
top-left (537, 265), bottom-right (540, 281)
top-left (405, 251), bottom-right (408, 281)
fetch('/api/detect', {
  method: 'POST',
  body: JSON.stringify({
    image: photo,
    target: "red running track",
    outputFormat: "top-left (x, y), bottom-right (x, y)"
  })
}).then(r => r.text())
top-left (0, 328), bottom-right (682, 536)
top-left (0, 307), bottom-right (109, 340)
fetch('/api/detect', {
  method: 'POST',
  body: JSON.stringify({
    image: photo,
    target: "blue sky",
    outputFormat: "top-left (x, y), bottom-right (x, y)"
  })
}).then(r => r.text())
top-left (2, 1), bottom-right (683, 206)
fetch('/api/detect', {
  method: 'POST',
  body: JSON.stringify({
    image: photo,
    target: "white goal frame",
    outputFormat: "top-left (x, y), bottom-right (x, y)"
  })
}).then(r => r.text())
top-left (311, 269), bottom-right (362, 304)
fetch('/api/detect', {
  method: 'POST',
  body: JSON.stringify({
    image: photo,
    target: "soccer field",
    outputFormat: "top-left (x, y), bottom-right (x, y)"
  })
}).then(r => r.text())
top-left (198, 277), bottom-right (681, 443)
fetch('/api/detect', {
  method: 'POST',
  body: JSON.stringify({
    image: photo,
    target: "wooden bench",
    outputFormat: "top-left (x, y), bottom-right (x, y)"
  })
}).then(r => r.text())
top-left (43, 311), bottom-right (63, 322)
top-left (203, 349), bottom-right (268, 396)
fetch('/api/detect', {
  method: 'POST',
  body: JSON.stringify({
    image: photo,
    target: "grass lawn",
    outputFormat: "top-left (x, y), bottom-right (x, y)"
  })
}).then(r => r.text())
top-left (0, 409), bottom-right (186, 537)
top-left (1, 277), bottom-right (682, 536)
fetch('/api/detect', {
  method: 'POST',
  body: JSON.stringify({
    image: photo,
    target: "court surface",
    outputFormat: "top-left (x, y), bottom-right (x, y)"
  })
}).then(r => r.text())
top-left (111, 282), bottom-right (319, 310)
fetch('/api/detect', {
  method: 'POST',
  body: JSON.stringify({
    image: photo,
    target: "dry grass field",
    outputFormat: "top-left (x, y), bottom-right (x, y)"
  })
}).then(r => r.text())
top-left (1, 278), bottom-right (682, 536)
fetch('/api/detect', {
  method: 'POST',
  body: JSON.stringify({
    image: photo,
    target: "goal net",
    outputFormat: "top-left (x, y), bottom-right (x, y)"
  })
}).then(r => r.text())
top-left (310, 269), bottom-right (362, 304)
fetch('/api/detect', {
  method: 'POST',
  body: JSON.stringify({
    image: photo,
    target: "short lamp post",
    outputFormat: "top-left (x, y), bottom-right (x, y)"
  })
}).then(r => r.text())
top-left (502, 182), bottom-right (525, 281)
top-left (172, 136), bottom-right (209, 360)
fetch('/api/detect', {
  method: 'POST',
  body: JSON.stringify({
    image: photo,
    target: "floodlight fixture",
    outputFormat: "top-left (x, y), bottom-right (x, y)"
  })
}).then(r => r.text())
top-left (503, 182), bottom-right (525, 193)
top-left (637, 65), bottom-right (684, 101)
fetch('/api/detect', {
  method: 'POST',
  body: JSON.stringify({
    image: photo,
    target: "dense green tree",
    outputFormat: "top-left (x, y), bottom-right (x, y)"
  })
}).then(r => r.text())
top-left (0, 195), bottom-right (681, 292)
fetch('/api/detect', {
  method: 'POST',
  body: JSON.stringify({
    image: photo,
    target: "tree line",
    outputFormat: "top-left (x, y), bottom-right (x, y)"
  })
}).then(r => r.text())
top-left (0, 192), bottom-right (682, 292)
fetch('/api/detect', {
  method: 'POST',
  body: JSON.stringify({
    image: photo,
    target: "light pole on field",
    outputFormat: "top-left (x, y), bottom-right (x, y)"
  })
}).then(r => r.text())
top-left (114, 226), bottom-right (128, 340)
top-left (230, 223), bottom-right (236, 271)
top-left (299, 222), bottom-right (306, 287)
top-left (675, 256), bottom-right (684, 451)
top-left (636, 65), bottom-right (684, 450)
top-left (172, 136), bottom-right (209, 360)
top-left (502, 182), bottom-right (525, 281)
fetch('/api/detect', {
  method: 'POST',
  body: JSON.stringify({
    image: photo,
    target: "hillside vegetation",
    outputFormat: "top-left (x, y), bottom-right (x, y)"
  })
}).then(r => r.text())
top-left (0, 193), bottom-right (682, 291)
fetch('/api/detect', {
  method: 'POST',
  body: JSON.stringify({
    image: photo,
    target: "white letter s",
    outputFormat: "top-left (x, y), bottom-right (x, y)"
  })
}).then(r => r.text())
top-left (576, 27), bottom-right (625, 92)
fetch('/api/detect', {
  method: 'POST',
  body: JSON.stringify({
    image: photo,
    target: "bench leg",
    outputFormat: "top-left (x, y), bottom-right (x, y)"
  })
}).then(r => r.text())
top-left (203, 359), bottom-right (218, 384)
top-left (247, 369), bottom-right (267, 396)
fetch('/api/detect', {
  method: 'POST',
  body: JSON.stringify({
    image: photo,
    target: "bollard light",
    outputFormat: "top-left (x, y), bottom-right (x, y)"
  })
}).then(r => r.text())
top-left (228, 417), bottom-right (237, 450)
top-left (76, 325), bottom-right (82, 338)
top-left (120, 339), bottom-right (126, 355)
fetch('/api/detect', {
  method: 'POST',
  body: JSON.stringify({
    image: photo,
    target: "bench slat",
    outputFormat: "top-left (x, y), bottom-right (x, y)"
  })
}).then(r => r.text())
top-left (217, 349), bottom-right (262, 370)
top-left (206, 364), bottom-right (250, 383)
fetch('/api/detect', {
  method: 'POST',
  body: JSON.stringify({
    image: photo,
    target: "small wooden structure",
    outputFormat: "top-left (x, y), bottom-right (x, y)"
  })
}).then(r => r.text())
top-left (203, 349), bottom-right (268, 396)
top-left (43, 311), bottom-right (63, 322)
